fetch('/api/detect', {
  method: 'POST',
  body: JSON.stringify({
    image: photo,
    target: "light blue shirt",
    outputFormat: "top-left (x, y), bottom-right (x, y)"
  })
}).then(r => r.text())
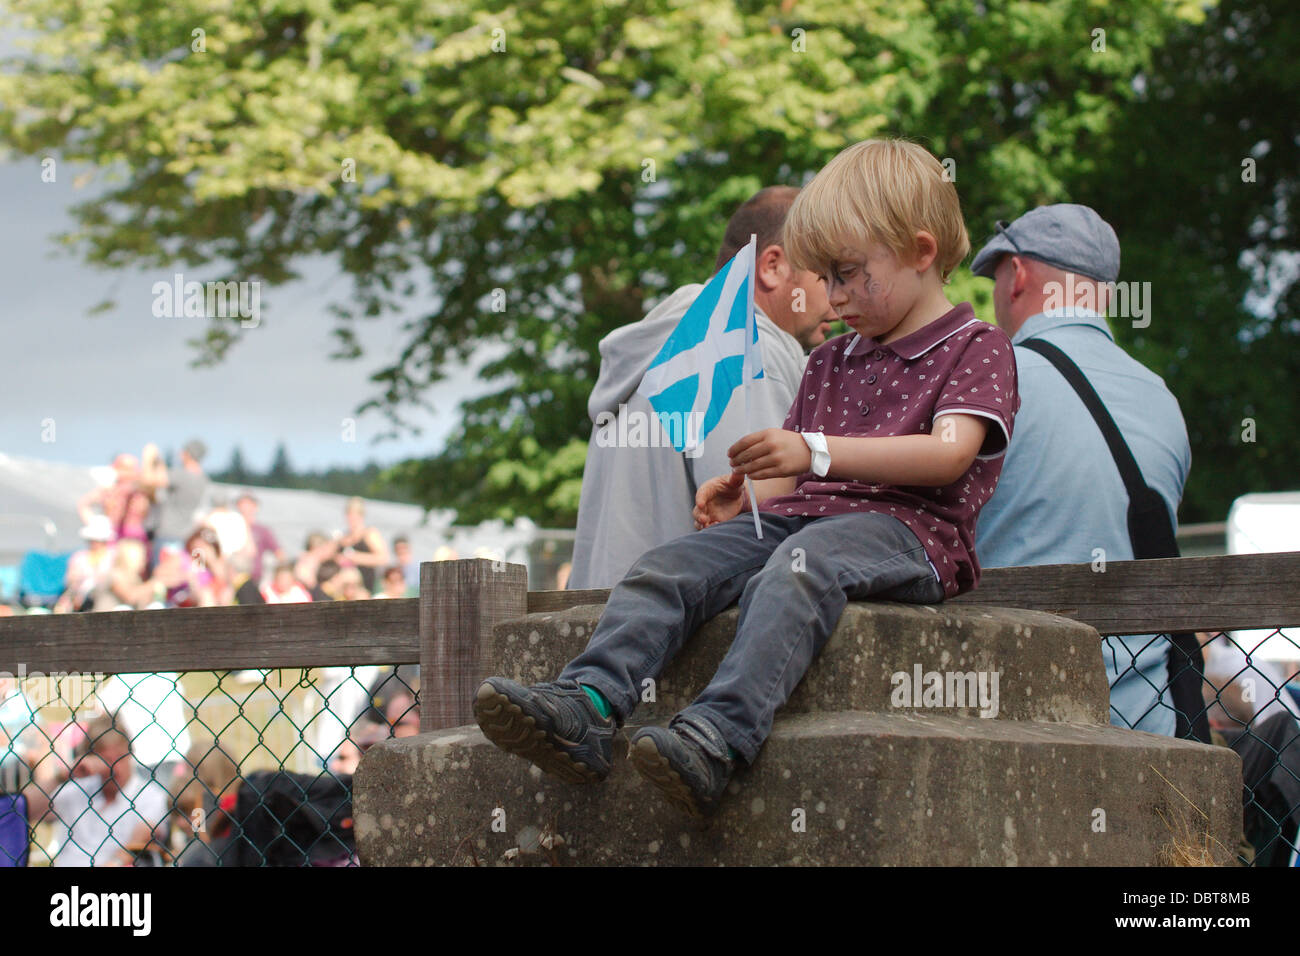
top-left (975, 309), bottom-right (1191, 736)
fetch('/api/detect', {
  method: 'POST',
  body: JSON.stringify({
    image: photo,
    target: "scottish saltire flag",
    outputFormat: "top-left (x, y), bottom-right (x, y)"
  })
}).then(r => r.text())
top-left (637, 237), bottom-right (764, 455)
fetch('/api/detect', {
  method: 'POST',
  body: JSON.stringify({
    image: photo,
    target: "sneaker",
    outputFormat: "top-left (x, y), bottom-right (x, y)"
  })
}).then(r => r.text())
top-left (629, 714), bottom-right (735, 818)
top-left (473, 677), bottom-right (617, 783)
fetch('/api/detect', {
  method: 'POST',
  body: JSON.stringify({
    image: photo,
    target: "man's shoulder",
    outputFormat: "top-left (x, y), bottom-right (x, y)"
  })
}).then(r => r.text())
top-left (169, 469), bottom-right (209, 497)
top-left (50, 778), bottom-right (81, 812)
top-left (1006, 331), bottom-right (1190, 468)
top-left (755, 314), bottom-right (798, 348)
top-left (1013, 330), bottom-right (1177, 395)
top-left (755, 316), bottom-right (808, 381)
top-left (127, 774), bottom-right (172, 809)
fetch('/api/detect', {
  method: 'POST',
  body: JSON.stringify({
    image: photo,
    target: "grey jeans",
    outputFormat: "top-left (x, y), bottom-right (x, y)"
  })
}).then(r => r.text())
top-left (560, 510), bottom-right (945, 763)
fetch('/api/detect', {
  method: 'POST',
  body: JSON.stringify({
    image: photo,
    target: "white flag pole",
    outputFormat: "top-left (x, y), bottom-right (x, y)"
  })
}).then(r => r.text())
top-left (743, 234), bottom-right (763, 540)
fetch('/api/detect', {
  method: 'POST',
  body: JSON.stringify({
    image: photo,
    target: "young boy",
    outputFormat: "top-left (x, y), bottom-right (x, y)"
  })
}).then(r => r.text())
top-left (474, 139), bottom-right (1021, 817)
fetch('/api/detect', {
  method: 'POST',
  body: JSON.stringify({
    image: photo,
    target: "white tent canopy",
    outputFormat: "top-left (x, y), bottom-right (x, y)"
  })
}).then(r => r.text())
top-left (0, 451), bottom-right (538, 576)
top-left (1226, 491), bottom-right (1300, 662)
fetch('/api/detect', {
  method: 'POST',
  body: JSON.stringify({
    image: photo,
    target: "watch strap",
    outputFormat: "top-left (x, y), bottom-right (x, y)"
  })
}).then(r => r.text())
top-left (800, 431), bottom-right (831, 477)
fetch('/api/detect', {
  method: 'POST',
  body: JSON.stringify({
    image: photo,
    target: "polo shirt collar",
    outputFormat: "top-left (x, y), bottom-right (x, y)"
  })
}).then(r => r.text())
top-left (1011, 307), bottom-right (1115, 346)
top-left (843, 302), bottom-right (979, 359)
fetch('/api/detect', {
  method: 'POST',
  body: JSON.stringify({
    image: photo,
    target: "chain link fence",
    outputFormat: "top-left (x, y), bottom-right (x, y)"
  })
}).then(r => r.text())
top-left (3, 618), bottom-right (1296, 866)
top-left (1107, 626), bottom-right (1300, 866)
top-left (0, 663), bottom-right (418, 867)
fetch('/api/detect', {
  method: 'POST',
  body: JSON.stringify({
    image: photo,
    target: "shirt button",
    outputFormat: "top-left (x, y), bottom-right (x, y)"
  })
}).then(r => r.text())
top-left (859, 403), bottom-right (871, 416)
top-left (873, 349), bottom-right (884, 359)
top-left (867, 374), bottom-right (877, 384)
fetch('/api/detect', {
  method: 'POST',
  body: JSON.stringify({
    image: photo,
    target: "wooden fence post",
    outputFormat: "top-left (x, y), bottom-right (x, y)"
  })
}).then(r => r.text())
top-left (419, 558), bottom-right (529, 732)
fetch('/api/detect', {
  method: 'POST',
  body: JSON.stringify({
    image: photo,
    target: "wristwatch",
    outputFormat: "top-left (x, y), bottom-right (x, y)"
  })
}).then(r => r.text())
top-left (800, 431), bottom-right (831, 477)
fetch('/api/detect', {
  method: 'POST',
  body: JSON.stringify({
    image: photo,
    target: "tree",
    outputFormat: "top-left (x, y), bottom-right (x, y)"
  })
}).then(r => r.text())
top-left (1, 0), bottom-right (1244, 526)
top-left (221, 444), bottom-right (252, 485)
top-left (266, 442), bottom-right (294, 487)
top-left (1073, 0), bottom-right (1300, 523)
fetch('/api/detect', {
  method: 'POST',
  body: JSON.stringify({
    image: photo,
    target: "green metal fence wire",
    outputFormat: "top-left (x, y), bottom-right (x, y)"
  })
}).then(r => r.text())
top-left (1107, 627), bottom-right (1300, 866)
top-left (0, 664), bottom-right (418, 867)
top-left (4, 626), bottom-right (1297, 867)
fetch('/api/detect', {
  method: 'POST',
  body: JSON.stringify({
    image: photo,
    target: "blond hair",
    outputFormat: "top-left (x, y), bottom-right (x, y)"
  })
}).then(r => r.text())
top-left (783, 139), bottom-right (970, 282)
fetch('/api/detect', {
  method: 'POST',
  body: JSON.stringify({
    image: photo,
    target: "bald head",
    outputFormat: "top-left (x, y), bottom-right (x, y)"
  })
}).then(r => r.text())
top-left (715, 186), bottom-right (801, 273)
top-left (711, 185), bottom-right (835, 350)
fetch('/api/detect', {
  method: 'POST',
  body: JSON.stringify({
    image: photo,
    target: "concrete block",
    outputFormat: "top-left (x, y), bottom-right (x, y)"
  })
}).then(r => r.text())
top-left (492, 602), bottom-right (1109, 724)
top-left (355, 712), bottom-right (1241, 866)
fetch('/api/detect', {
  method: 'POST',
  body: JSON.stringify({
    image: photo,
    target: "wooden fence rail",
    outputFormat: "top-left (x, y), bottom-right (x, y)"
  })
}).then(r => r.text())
top-left (533, 551), bottom-right (1300, 634)
top-left (1, 552), bottom-right (1297, 733)
top-left (0, 599), bottom-right (421, 674)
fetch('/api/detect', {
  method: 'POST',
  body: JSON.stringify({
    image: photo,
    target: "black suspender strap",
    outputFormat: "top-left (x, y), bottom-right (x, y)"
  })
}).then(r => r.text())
top-left (1019, 338), bottom-right (1179, 559)
top-left (1019, 337), bottom-right (1209, 743)
top-left (1021, 341), bottom-right (1145, 512)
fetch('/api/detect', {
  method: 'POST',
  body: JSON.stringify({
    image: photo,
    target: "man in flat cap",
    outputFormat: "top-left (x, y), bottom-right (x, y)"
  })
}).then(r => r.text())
top-left (970, 204), bottom-right (1194, 738)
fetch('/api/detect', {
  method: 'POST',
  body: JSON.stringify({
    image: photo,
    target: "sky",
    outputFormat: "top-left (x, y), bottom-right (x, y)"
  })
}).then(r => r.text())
top-left (0, 154), bottom-right (495, 474)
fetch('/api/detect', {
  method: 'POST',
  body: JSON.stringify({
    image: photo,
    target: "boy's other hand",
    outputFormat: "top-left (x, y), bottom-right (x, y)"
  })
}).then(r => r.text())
top-left (694, 473), bottom-right (746, 530)
top-left (728, 428), bottom-right (812, 480)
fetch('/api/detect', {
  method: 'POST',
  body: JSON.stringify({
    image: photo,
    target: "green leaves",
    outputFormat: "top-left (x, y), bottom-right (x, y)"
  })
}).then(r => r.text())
top-left (4, 0), bottom-right (1282, 528)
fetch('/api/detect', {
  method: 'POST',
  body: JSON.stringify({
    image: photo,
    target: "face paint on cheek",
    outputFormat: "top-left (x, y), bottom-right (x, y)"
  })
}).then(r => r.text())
top-left (866, 277), bottom-right (894, 316)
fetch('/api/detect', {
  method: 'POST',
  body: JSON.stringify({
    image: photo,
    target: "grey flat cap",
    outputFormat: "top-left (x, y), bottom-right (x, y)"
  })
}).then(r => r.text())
top-left (971, 203), bottom-right (1120, 282)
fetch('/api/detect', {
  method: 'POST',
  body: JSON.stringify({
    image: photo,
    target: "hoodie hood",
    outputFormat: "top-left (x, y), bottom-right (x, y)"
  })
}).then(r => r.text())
top-left (587, 283), bottom-right (704, 422)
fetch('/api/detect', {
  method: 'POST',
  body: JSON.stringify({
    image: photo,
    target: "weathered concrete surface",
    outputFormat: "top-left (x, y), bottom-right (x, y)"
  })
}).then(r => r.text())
top-left (356, 602), bottom-right (1239, 865)
top-left (492, 602), bottom-right (1109, 724)
top-left (355, 712), bottom-right (1241, 866)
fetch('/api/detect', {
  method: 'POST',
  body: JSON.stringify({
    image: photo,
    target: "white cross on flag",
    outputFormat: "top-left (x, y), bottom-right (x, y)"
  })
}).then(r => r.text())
top-left (636, 237), bottom-right (764, 456)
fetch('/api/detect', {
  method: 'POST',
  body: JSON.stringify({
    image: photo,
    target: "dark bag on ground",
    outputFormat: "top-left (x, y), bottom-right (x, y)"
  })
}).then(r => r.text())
top-left (1221, 713), bottom-right (1300, 866)
top-left (227, 770), bottom-right (355, 866)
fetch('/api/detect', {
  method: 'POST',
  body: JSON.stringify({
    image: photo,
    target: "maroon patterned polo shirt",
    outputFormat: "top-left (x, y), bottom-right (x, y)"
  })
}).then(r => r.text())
top-left (759, 302), bottom-right (1020, 597)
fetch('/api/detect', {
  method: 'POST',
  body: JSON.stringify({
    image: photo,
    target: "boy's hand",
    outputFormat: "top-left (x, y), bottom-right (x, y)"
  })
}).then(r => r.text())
top-left (728, 428), bottom-right (812, 481)
top-left (694, 473), bottom-right (746, 529)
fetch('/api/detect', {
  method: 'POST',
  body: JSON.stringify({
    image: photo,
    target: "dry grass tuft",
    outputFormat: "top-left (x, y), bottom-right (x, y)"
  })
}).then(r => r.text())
top-left (1149, 764), bottom-right (1230, 866)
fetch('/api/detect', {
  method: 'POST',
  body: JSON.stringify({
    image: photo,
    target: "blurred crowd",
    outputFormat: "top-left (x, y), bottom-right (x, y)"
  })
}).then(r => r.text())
top-left (18, 439), bottom-right (458, 615)
top-left (1, 666), bottom-right (420, 866)
top-left (0, 439), bottom-right (450, 865)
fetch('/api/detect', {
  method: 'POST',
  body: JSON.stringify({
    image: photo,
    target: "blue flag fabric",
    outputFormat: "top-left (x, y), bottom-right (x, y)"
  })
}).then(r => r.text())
top-left (636, 238), bottom-right (764, 454)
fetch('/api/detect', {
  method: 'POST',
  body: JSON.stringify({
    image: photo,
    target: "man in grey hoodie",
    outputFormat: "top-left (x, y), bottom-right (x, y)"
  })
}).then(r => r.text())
top-left (568, 186), bottom-right (834, 589)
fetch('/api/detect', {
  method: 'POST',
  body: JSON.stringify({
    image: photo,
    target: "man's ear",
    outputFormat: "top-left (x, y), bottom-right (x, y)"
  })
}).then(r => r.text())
top-left (755, 244), bottom-right (789, 293)
top-left (1009, 255), bottom-right (1030, 299)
